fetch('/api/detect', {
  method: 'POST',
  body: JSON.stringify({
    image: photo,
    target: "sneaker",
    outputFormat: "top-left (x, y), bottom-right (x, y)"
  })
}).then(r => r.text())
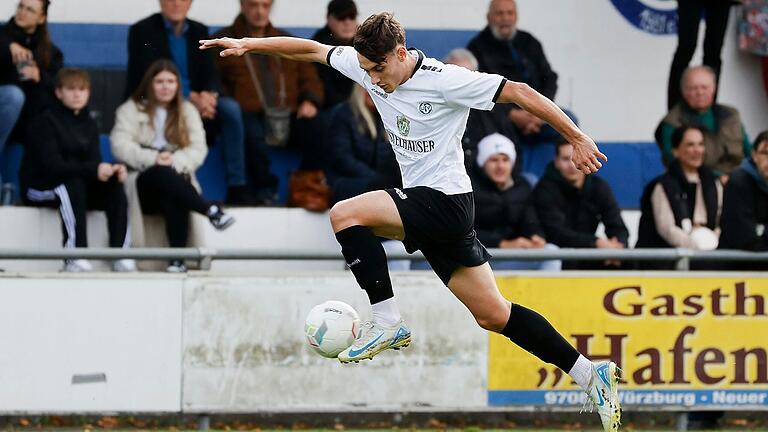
top-left (62, 259), bottom-right (93, 272)
top-left (583, 361), bottom-right (622, 432)
top-left (338, 320), bottom-right (411, 363)
top-left (207, 205), bottom-right (235, 231)
top-left (166, 260), bottom-right (187, 273)
top-left (112, 259), bottom-right (137, 272)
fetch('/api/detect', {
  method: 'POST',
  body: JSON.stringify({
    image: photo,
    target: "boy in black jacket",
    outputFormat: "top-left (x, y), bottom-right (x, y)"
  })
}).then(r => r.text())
top-left (20, 68), bottom-right (134, 272)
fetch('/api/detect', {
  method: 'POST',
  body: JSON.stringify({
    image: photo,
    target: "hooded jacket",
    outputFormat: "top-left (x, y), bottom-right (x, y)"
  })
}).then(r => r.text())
top-left (719, 158), bottom-right (768, 251)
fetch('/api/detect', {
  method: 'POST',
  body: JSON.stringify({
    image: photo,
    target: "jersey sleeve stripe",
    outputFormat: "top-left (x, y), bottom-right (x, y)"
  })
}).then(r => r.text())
top-left (493, 78), bottom-right (507, 103)
top-left (326, 46), bottom-right (337, 66)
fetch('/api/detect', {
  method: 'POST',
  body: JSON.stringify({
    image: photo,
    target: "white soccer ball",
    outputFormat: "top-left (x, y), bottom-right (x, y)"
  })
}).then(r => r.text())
top-left (304, 300), bottom-right (360, 358)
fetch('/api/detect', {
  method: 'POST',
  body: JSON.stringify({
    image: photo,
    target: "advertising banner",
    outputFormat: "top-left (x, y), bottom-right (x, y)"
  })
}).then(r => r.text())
top-left (489, 276), bottom-right (768, 409)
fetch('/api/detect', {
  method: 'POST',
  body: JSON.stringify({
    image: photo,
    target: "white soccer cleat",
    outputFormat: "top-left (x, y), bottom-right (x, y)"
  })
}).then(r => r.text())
top-left (583, 361), bottom-right (622, 432)
top-left (337, 319), bottom-right (411, 363)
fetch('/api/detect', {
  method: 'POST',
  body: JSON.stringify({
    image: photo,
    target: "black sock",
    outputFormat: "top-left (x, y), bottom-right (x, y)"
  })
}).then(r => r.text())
top-left (335, 225), bottom-right (393, 304)
top-left (502, 303), bottom-right (580, 372)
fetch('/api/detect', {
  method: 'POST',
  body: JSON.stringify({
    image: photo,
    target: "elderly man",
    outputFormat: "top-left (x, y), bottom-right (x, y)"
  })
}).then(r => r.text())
top-left (467, 0), bottom-right (573, 147)
top-left (656, 66), bottom-right (751, 179)
top-left (312, 0), bottom-right (359, 108)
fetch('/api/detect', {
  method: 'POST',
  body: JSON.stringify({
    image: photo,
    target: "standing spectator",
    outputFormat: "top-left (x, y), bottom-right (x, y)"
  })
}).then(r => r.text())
top-left (467, 0), bottom-right (575, 147)
top-left (739, 0), bottom-right (768, 100)
top-left (656, 66), bottom-right (751, 179)
top-left (312, 0), bottom-right (358, 109)
top-left (324, 86), bottom-right (400, 204)
top-left (534, 142), bottom-right (628, 269)
top-left (213, 0), bottom-right (324, 202)
top-left (637, 126), bottom-right (722, 267)
top-left (126, 0), bottom-right (254, 205)
top-left (20, 69), bottom-right (134, 272)
top-left (719, 131), bottom-right (768, 262)
top-left (668, 0), bottom-right (733, 109)
top-left (471, 133), bottom-right (560, 271)
top-left (111, 60), bottom-right (234, 273)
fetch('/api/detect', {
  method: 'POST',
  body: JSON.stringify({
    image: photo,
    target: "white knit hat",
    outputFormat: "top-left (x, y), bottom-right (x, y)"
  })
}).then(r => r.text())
top-left (476, 133), bottom-right (517, 167)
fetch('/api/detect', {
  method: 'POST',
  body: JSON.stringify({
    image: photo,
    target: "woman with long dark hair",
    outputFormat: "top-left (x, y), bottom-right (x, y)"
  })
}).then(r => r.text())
top-left (111, 60), bottom-right (234, 272)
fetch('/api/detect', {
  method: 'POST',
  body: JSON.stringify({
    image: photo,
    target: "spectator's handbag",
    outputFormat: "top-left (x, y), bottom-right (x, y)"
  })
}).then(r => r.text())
top-left (287, 169), bottom-right (331, 212)
top-left (244, 55), bottom-right (291, 147)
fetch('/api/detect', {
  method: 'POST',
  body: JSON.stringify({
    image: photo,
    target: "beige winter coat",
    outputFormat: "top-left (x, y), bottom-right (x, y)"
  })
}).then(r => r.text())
top-left (110, 99), bottom-right (208, 253)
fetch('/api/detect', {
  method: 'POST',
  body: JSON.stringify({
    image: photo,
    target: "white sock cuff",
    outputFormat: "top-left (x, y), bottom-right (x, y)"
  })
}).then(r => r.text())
top-left (568, 354), bottom-right (593, 391)
top-left (371, 297), bottom-right (402, 326)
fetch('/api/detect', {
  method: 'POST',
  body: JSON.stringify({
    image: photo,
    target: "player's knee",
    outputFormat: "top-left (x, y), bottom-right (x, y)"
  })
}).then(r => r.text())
top-left (474, 306), bottom-right (510, 333)
top-left (329, 200), bottom-right (359, 232)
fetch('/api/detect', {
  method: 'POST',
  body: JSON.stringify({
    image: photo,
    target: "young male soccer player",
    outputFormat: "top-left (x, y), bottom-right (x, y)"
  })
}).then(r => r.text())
top-left (201, 13), bottom-right (621, 432)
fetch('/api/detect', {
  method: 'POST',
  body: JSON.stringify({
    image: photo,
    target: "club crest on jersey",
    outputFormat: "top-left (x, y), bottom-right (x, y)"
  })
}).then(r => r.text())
top-left (418, 102), bottom-right (432, 115)
top-left (396, 115), bottom-right (410, 136)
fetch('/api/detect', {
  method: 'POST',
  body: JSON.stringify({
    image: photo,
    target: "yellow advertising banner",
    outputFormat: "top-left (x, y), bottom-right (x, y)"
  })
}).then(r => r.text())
top-left (488, 276), bottom-right (768, 408)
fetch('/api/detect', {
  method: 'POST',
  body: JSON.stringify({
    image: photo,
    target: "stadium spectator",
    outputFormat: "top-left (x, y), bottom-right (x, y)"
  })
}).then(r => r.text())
top-left (0, 0), bottom-right (62, 190)
top-left (312, 0), bottom-right (358, 109)
top-left (739, 0), bottom-right (768, 100)
top-left (213, 0), bottom-right (325, 202)
top-left (111, 60), bottom-right (234, 273)
top-left (20, 69), bottom-right (134, 273)
top-left (656, 66), bottom-right (751, 179)
top-left (667, 0), bottom-right (733, 109)
top-left (444, 48), bottom-right (522, 175)
top-left (471, 133), bottom-right (560, 271)
top-left (467, 0), bottom-right (575, 147)
top-left (323, 86), bottom-right (400, 204)
top-left (719, 131), bottom-right (768, 266)
top-left (534, 141), bottom-right (628, 269)
top-left (125, 0), bottom-right (255, 205)
top-left (636, 126), bottom-right (722, 268)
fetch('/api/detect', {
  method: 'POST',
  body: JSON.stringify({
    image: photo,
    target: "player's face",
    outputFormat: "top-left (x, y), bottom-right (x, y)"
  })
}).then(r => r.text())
top-left (554, 144), bottom-right (585, 184)
top-left (327, 14), bottom-right (358, 42)
top-left (55, 85), bottom-right (90, 112)
top-left (159, 0), bottom-right (192, 23)
top-left (152, 70), bottom-right (179, 105)
top-left (752, 141), bottom-right (768, 179)
top-left (483, 153), bottom-right (513, 186)
top-left (358, 47), bottom-right (408, 93)
top-left (672, 129), bottom-right (705, 172)
top-left (487, 0), bottom-right (518, 40)
top-left (682, 70), bottom-right (716, 112)
top-left (241, 0), bottom-right (272, 30)
top-left (14, 0), bottom-right (46, 31)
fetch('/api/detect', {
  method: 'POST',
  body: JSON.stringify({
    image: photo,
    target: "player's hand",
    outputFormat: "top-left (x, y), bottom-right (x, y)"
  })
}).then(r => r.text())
top-left (199, 38), bottom-right (248, 57)
top-left (570, 133), bottom-right (607, 174)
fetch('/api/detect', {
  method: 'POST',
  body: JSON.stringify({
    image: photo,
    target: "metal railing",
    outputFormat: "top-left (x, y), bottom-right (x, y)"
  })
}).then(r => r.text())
top-left (0, 247), bottom-right (766, 271)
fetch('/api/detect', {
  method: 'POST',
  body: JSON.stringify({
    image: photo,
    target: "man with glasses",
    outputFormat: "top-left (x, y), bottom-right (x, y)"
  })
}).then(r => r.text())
top-left (719, 131), bottom-right (768, 264)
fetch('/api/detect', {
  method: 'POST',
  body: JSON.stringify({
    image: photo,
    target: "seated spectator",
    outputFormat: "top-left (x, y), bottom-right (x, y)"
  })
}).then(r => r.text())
top-left (719, 131), bottom-right (768, 268)
top-left (443, 48), bottom-right (522, 175)
top-left (637, 126), bottom-right (722, 268)
top-left (534, 142), bottom-right (629, 269)
top-left (214, 0), bottom-right (325, 202)
top-left (126, 0), bottom-right (254, 205)
top-left (324, 86), bottom-right (400, 204)
top-left (0, 0), bottom-right (62, 191)
top-left (471, 133), bottom-right (560, 271)
top-left (312, 0), bottom-right (358, 109)
top-left (111, 60), bottom-right (234, 273)
top-left (655, 66), bottom-right (751, 179)
top-left (20, 68), bottom-right (134, 272)
top-left (467, 0), bottom-right (576, 147)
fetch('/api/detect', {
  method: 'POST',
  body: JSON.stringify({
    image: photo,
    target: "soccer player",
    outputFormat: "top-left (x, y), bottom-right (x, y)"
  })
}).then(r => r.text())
top-left (201, 13), bottom-right (621, 432)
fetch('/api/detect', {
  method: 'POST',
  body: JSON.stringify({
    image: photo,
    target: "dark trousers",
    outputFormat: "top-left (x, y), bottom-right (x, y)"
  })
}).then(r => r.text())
top-left (24, 177), bottom-right (129, 248)
top-left (136, 165), bottom-right (210, 247)
top-left (668, 0), bottom-right (732, 109)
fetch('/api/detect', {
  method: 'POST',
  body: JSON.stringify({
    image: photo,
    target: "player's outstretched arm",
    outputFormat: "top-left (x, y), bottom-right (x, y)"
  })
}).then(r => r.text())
top-left (497, 81), bottom-right (607, 174)
top-left (199, 37), bottom-right (332, 65)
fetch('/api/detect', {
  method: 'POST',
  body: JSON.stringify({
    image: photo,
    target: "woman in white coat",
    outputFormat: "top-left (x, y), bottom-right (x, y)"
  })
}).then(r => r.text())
top-left (111, 60), bottom-right (234, 272)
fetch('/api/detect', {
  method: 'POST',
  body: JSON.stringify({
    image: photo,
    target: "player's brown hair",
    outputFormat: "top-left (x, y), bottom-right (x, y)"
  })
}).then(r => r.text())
top-left (353, 12), bottom-right (405, 64)
top-left (55, 68), bottom-right (91, 89)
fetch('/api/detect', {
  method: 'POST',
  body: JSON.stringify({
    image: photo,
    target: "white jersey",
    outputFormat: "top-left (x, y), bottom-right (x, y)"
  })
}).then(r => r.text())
top-left (327, 46), bottom-right (506, 194)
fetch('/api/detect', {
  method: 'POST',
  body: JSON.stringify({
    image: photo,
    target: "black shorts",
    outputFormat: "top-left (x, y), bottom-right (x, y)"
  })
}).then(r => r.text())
top-left (385, 186), bottom-right (491, 285)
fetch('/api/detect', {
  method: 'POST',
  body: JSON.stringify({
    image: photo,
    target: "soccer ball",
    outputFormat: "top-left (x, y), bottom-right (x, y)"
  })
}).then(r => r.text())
top-left (304, 300), bottom-right (360, 358)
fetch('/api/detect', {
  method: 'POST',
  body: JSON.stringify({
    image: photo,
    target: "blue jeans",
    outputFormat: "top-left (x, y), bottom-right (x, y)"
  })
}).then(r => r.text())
top-left (214, 97), bottom-right (247, 187)
top-left (0, 85), bottom-right (25, 181)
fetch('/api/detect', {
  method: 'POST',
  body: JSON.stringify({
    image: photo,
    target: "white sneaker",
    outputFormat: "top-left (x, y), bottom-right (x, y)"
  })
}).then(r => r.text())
top-left (583, 361), bottom-right (622, 432)
top-left (166, 260), bottom-right (187, 273)
top-left (112, 259), bottom-right (137, 272)
top-left (62, 259), bottom-right (93, 272)
top-left (338, 319), bottom-right (411, 363)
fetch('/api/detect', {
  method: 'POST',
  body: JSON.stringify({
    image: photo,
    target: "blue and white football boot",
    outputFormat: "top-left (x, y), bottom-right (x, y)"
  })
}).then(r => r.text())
top-left (337, 320), bottom-right (411, 363)
top-left (583, 361), bottom-right (622, 432)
